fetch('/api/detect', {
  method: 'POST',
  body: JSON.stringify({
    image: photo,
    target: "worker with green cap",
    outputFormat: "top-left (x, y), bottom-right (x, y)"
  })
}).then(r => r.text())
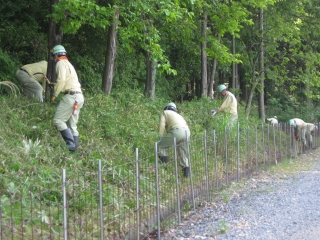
top-left (214, 84), bottom-right (238, 127)
top-left (50, 45), bottom-right (84, 151)
top-left (158, 102), bottom-right (191, 177)
top-left (15, 61), bottom-right (48, 102)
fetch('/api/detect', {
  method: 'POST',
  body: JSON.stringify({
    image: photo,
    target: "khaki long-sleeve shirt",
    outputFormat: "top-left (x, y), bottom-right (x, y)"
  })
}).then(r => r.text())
top-left (267, 118), bottom-right (278, 125)
top-left (292, 118), bottom-right (306, 128)
top-left (158, 110), bottom-right (189, 137)
top-left (21, 61), bottom-right (48, 90)
top-left (54, 60), bottom-right (81, 97)
top-left (218, 91), bottom-right (237, 115)
top-left (306, 123), bottom-right (316, 132)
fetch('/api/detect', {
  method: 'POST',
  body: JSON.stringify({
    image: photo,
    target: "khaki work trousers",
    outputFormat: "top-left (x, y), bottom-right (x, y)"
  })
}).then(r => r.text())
top-left (158, 126), bottom-right (190, 167)
top-left (15, 69), bottom-right (43, 102)
top-left (53, 93), bottom-right (84, 136)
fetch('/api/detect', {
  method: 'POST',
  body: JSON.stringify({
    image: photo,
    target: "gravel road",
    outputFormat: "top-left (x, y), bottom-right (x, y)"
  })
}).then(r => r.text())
top-left (161, 150), bottom-right (320, 240)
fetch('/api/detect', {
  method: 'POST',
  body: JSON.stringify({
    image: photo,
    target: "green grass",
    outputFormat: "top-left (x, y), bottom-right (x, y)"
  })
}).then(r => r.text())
top-left (0, 88), bottom-right (302, 238)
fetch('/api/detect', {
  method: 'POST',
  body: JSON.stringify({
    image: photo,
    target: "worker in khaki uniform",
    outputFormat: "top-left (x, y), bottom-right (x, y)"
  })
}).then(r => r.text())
top-left (267, 116), bottom-right (278, 127)
top-left (305, 123), bottom-right (317, 149)
top-left (289, 118), bottom-right (307, 150)
top-left (213, 84), bottom-right (238, 127)
top-left (15, 61), bottom-right (48, 102)
top-left (158, 103), bottom-right (191, 177)
top-left (50, 45), bottom-right (84, 151)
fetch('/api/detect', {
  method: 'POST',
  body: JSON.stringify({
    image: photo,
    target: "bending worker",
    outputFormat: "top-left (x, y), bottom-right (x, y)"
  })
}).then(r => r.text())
top-left (215, 84), bottom-right (238, 127)
top-left (158, 102), bottom-right (191, 178)
top-left (15, 61), bottom-right (48, 102)
top-left (305, 123), bottom-right (317, 149)
top-left (289, 118), bottom-right (307, 149)
top-left (50, 45), bottom-right (84, 151)
top-left (267, 116), bottom-right (278, 127)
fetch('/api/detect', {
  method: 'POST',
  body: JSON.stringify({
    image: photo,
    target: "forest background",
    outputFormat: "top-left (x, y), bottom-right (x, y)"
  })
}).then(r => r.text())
top-left (1, 0), bottom-right (320, 123)
top-left (1, 0), bottom-right (320, 160)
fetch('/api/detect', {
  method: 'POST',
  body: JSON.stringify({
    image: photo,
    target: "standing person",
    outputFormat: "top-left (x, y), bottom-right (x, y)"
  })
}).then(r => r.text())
top-left (50, 45), bottom-right (84, 151)
top-left (214, 84), bottom-right (238, 127)
top-left (158, 103), bottom-right (191, 177)
top-left (15, 61), bottom-right (48, 102)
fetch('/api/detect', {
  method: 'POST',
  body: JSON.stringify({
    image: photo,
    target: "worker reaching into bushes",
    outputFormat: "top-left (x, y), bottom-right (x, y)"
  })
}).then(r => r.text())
top-left (212, 84), bottom-right (238, 128)
top-left (50, 45), bottom-right (85, 151)
top-left (267, 116), bottom-right (278, 126)
top-left (157, 102), bottom-right (191, 178)
top-left (305, 123), bottom-right (317, 149)
top-left (15, 61), bottom-right (48, 102)
top-left (289, 118), bottom-right (307, 151)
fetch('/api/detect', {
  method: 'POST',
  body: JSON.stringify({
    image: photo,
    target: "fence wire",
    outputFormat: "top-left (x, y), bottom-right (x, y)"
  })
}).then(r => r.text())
top-left (0, 123), bottom-right (319, 240)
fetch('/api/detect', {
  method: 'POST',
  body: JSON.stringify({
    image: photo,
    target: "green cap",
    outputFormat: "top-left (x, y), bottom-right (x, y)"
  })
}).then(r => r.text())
top-left (217, 84), bottom-right (227, 93)
top-left (166, 102), bottom-right (176, 108)
top-left (51, 45), bottom-right (66, 55)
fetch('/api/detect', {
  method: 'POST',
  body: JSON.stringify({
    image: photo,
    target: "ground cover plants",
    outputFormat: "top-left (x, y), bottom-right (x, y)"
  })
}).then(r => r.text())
top-left (0, 89), bottom-right (304, 239)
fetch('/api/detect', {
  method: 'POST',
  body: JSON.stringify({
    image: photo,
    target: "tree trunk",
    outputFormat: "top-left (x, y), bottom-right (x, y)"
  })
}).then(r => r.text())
top-left (201, 9), bottom-right (208, 97)
top-left (102, 7), bottom-right (119, 95)
top-left (208, 58), bottom-right (217, 99)
top-left (245, 45), bottom-right (258, 119)
top-left (144, 51), bottom-right (156, 100)
top-left (232, 35), bottom-right (236, 89)
top-left (207, 34), bottom-right (220, 99)
top-left (235, 63), bottom-right (239, 101)
top-left (259, 8), bottom-right (265, 121)
top-left (245, 75), bottom-right (258, 119)
top-left (46, 0), bottom-right (63, 101)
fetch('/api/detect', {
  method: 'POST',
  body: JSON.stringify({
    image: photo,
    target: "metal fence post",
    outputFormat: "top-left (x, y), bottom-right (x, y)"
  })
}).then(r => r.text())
top-left (237, 122), bottom-right (240, 181)
top-left (204, 130), bottom-right (210, 202)
top-left (273, 125), bottom-right (277, 164)
top-left (214, 130), bottom-right (218, 189)
top-left (135, 148), bottom-right (140, 240)
top-left (98, 160), bottom-right (104, 240)
top-left (173, 137), bottom-right (181, 224)
top-left (278, 124), bottom-right (282, 162)
top-left (62, 169), bottom-right (68, 240)
top-left (155, 142), bottom-right (161, 240)
top-left (0, 196), bottom-right (2, 240)
top-left (267, 124), bottom-right (270, 167)
top-left (262, 124), bottom-right (266, 170)
top-left (255, 125), bottom-right (258, 173)
top-left (186, 130), bottom-right (195, 211)
top-left (225, 127), bottom-right (229, 186)
top-left (247, 127), bottom-right (250, 179)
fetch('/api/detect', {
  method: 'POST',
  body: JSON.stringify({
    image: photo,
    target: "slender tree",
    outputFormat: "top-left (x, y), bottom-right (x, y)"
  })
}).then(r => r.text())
top-left (46, 0), bottom-right (64, 101)
top-left (102, 7), bottom-right (119, 95)
top-left (258, 8), bottom-right (265, 121)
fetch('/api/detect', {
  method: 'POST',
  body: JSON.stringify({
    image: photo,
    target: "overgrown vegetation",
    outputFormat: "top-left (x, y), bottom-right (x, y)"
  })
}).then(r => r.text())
top-left (0, 88), bottom-right (263, 237)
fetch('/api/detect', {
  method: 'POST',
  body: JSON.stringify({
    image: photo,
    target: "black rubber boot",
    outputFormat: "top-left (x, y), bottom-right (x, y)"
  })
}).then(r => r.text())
top-left (182, 167), bottom-right (190, 178)
top-left (73, 136), bottom-right (79, 149)
top-left (159, 156), bottom-right (168, 163)
top-left (60, 129), bottom-right (76, 151)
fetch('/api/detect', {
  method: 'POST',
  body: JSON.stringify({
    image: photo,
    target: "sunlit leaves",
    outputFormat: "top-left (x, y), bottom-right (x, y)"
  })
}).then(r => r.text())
top-left (50, 0), bottom-right (113, 34)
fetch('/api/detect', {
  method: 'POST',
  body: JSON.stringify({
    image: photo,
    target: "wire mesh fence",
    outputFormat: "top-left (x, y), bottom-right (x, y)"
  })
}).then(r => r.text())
top-left (0, 123), bottom-right (319, 239)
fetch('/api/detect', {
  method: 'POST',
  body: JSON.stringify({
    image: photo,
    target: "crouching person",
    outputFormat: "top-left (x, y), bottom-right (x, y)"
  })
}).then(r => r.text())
top-left (158, 103), bottom-right (191, 177)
